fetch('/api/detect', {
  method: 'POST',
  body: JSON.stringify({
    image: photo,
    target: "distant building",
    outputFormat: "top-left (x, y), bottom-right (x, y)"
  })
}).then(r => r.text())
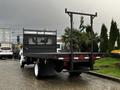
top-left (0, 28), bottom-right (23, 44)
top-left (0, 28), bottom-right (12, 43)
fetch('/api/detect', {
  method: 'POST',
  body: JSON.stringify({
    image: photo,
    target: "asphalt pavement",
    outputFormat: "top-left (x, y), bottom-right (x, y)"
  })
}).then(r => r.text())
top-left (0, 59), bottom-right (119, 90)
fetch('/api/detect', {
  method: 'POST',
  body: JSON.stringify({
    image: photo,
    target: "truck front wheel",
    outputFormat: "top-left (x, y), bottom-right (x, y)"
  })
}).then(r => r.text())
top-left (34, 63), bottom-right (40, 79)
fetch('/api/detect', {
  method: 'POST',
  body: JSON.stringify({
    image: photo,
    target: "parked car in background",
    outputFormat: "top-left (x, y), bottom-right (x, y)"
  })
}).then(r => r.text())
top-left (0, 42), bottom-right (13, 59)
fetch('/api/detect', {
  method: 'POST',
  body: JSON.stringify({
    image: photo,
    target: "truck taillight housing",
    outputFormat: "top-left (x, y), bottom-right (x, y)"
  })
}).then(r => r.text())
top-left (79, 55), bottom-right (84, 60)
top-left (57, 54), bottom-right (101, 62)
top-left (64, 56), bottom-right (70, 61)
top-left (58, 56), bottom-right (70, 61)
top-left (92, 55), bottom-right (100, 60)
top-left (58, 55), bottom-right (91, 61)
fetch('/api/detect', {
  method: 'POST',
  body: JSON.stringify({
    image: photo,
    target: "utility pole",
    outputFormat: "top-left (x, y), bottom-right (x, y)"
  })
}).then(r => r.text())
top-left (65, 8), bottom-right (97, 70)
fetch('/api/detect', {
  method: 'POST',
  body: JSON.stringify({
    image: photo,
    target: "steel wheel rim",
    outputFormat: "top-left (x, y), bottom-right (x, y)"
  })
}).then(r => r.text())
top-left (20, 59), bottom-right (22, 66)
top-left (35, 64), bottom-right (39, 76)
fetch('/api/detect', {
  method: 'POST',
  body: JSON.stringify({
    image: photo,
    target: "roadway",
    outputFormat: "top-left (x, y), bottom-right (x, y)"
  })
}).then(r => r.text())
top-left (0, 59), bottom-right (119, 90)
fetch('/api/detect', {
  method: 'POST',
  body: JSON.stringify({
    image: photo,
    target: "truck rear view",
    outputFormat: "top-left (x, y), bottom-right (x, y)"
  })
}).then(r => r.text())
top-left (19, 29), bottom-right (104, 79)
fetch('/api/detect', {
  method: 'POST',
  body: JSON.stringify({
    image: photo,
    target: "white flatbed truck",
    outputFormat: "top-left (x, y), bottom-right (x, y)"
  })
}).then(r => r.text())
top-left (20, 29), bottom-right (104, 79)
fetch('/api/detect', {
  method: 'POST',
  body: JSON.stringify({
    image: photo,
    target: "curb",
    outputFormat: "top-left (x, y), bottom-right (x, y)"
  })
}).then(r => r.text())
top-left (86, 71), bottom-right (120, 83)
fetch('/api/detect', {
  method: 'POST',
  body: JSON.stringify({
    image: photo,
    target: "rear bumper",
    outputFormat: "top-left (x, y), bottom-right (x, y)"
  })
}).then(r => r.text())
top-left (0, 52), bottom-right (13, 56)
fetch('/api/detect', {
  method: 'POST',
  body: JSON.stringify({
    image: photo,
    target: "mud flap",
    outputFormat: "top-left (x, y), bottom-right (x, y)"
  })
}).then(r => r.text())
top-left (37, 63), bottom-right (57, 76)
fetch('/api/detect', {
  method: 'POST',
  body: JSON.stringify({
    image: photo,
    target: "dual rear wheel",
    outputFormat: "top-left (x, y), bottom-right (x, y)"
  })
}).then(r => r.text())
top-left (34, 63), bottom-right (40, 79)
top-left (34, 62), bottom-right (81, 78)
top-left (20, 61), bottom-right (25, 68)
top-left (21, 61), bottom-right (82, 78)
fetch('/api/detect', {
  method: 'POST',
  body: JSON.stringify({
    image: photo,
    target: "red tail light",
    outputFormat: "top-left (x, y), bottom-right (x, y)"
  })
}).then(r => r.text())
top-left (92, 55), bottom-right (101, 60)
top-left (79, 55), bottom-right (84, 60)
top-left (64, 56), bottom-right (70, 61)
top-left (58, 56), bottom-right (70, 62)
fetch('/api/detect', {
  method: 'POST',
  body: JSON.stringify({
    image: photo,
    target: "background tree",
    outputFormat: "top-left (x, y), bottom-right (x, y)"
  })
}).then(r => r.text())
top-left (100, 24), bottom-right (108, 52)
top-left (79, 18), bottom-right (99, 52)
top-left (62, 16), bottom-right (99, 52)
top-left (79, 16), bottom-right (86, 32)
top-left (117, 29), bottom-right (120, 49)
top-left (62, 26), bottom-right (99, 52)
top-left (109, 20), bottom-right (119, 52)
top-left (62, 27), bottom-right (81, 52)
top-left (82, 25), bottom-right (99, 52)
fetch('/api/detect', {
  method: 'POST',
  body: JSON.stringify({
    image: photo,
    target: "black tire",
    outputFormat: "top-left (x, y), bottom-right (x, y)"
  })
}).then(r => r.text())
top-left (20, 62), bottom-right (25, 68)
top-left (34, 63), bottom-right (40, 79)
top-left (55, 61), bottom-right (64, 72)
top-left (69, 72), bottom-right (81, 77)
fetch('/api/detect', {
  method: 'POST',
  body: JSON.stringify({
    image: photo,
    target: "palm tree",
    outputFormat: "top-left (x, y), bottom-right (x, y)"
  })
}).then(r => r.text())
top-left (62, 26), bottom-right (99, 52)
top-left (62, 27), bottom-right (81, 52)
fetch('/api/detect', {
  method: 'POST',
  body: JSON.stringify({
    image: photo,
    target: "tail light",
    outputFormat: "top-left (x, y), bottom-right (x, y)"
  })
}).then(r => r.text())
top-left (96, 56), bottom-right (100, 59)
top-left (74, 57), bottom-right (79, 60)
top-left (92, 55), bottom-right (96, 60)
top-left (64, 56), bottom-right (70, 61)
top-left (79, 55), bottom-right (84, 60)
top-left (58, 57), bottom-right (64, 60)
top-left (58, 56), bottom-right (70, 61)
top-left (92, 55), bottom-right (101, 60)
top-left (58, 54), bottom-right (95, 62)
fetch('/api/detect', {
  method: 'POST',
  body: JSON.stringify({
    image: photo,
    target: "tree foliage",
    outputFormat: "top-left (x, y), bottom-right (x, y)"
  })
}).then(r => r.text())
top-left (62, 26), bottom-right (99, 52)
top-left (100, 24), bottom-right (108, 52)
top-left (62, 27), bottom-right (81, 51)
top-left (79, 16), bottom-right (86, 32)
top-left (62, 16), bottom-right (99, 52)
top-left (109, 20), bottom-right (119, 52)
top-left (80, 25), bottom-right (99, 52)
top-left (117, 30), bottom-right (120, 49)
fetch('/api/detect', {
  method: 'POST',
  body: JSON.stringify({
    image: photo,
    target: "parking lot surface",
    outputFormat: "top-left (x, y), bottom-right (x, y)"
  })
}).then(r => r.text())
top-left (0, 59), bottom-right (119, 90)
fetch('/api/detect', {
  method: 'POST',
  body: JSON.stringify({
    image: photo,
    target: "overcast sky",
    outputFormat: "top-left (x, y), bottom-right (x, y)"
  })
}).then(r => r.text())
top-left (0, 0), bottom-right (120, 36)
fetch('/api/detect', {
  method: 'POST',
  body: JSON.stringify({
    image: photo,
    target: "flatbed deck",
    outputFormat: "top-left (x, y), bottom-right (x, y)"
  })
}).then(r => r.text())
top-left (24, 52), bottom-right (104, 59)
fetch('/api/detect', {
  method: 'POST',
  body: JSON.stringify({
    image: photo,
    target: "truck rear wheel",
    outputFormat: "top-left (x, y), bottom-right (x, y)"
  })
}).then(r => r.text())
top-left (54, 61), bottom-right (64, 72)
top-left (20, 63), bottom-right (25, 68)
top-left (20, 61), bottom-right (25, 68)
top-left (34, 63), bottom-right (40, 79)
